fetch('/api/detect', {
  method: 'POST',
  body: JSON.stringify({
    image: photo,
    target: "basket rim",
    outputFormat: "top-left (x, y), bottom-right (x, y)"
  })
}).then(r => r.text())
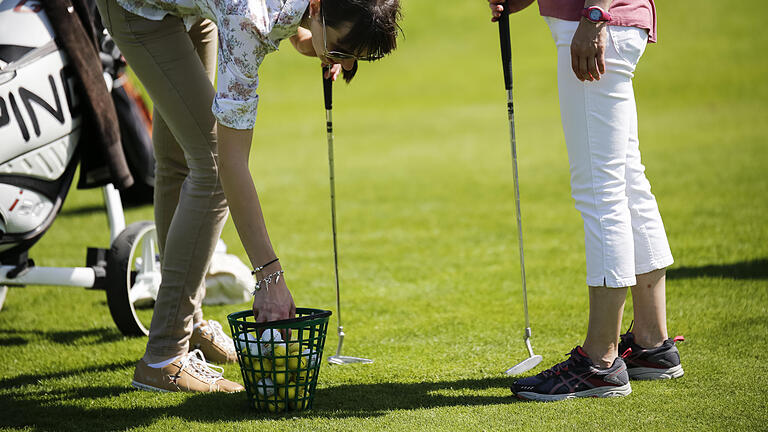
top-left (227, 307), bottom-right (332, 330)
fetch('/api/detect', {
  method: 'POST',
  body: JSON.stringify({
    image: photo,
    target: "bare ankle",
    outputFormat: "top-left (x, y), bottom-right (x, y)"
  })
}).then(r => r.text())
top-left (632, 332), bottom-right (666, 349)
top-left (581, 345), bottom-right (616, 369)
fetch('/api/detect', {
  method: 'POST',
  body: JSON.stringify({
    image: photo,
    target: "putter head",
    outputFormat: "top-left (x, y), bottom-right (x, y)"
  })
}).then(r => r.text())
top-left (327, 327), bottom-right (373, 365)
top-left (504, 354), bottom-right (543, 376)
top-left (327, 355), bottom-right (374, 365)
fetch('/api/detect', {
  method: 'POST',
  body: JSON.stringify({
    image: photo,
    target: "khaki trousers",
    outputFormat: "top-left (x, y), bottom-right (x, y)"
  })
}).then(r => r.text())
top-left (96, 0), bottom-right (228, 363)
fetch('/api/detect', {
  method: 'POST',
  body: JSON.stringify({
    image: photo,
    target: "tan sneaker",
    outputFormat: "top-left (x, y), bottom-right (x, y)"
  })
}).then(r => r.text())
top-left (189, 319), bottom-right (238, 364)
top-left (132, 350), bottom-right (244, 393)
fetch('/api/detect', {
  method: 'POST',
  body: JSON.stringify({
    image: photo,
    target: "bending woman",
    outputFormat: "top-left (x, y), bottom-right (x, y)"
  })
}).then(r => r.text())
top-left (95, 0), bottom-right (401, 393)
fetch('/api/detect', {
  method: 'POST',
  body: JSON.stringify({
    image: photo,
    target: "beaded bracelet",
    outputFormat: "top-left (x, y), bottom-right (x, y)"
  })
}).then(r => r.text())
top-left (251, 257), bottom-right (279, 275)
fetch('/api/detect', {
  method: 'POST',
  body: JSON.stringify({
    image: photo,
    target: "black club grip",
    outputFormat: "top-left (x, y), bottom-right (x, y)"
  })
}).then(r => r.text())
top-left (498, 12), bottom-right (513, 91)
top-left (322, 65), bottom-right (332, 110)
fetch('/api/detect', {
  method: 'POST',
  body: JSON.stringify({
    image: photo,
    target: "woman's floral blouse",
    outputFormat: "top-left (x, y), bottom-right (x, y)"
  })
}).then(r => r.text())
top-left (116, 0), bottom-right (309, 129)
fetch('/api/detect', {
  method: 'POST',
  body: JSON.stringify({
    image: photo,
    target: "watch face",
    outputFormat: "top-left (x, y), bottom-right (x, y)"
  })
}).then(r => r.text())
top-left (589, 9), bottom-right (602, 21)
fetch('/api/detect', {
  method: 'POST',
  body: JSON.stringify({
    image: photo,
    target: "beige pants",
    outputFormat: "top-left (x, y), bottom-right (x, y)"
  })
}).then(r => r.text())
top-left (96, 0), bottom-right (228, 363)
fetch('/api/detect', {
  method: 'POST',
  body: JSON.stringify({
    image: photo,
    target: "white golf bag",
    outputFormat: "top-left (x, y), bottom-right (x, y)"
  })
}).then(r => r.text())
top-left (0, 1), bottom-right (80, 258)
top-left (0, 0), bottom-right (160, 335)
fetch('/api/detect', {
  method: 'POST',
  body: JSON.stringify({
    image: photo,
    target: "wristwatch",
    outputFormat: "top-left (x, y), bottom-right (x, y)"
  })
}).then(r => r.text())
top-left (582, 6), bottom-right (612, 23)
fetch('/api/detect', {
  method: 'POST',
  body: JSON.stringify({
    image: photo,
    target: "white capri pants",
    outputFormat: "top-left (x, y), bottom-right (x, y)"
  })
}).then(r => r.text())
top-left (545, 17), bottom-right (673, 288)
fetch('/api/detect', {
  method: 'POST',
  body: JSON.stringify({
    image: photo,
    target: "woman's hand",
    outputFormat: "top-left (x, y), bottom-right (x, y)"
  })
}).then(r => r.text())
top-left (488, 0), bottom-right (535, 22)
top-left (322, 63), bottom-right (342, 81)
top-left (252, 271), bottom-right (295, 324)
top-left (570, 19), bottom-right (607, 81)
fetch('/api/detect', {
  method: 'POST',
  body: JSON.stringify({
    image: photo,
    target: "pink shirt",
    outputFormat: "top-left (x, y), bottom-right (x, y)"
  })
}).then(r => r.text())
top-left (538, 0), bottom-right (657, 42)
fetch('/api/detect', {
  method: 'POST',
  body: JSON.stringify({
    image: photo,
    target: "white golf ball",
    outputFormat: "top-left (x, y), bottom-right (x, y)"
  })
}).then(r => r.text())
top-left (261, 329), bottom-right (283, 342)
top-left (237, 332), bottom-right (260, 354)
top-left (256, 377), bottom-right (275, 397)
top-left (301, 348), bottom-right (318, 368)
top-left (260, 329), bottom-right (283, 355)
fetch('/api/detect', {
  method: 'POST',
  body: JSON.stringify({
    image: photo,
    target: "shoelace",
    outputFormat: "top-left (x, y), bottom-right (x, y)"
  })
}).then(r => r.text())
top-left (540, 349), bottom-right (581, 377)
top-left (620, 320), bottom-right (635, 344)
top-left (179, 349), bottom-right (224, 383)
top-left (205, 320), bottom-right (235, 353)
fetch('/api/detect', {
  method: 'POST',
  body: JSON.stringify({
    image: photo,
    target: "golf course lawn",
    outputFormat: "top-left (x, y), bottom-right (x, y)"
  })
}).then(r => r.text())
top-left (2, 1), bottom-right (767, 430)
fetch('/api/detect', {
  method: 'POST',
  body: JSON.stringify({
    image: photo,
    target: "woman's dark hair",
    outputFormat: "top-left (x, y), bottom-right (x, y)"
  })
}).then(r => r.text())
top-left (323, 0), bottom-right (402, 62)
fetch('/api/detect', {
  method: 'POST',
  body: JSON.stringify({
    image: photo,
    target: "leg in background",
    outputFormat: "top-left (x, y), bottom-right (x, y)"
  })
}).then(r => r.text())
top-left (583, 285), bottom-right (628, 368)
top-left (630, 268), bottom-right (668, 348)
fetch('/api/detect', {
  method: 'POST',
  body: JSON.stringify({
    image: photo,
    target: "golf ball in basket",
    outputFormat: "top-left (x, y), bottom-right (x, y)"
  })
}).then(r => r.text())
top-left (301, 349), bottom-right (318, 368)
top-left (256, 377), bottom-right (275, 397)
top-left (237, 332), bottom-right (260, 354)
top-left (260, 329), bottom-right (283, 355)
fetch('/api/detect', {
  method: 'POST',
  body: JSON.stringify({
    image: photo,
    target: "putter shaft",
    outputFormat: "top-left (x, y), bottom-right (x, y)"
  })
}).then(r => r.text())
top-left (499, 13), bottom-right (540, 374)
top-left (322, 69), bottom-right (373, 365)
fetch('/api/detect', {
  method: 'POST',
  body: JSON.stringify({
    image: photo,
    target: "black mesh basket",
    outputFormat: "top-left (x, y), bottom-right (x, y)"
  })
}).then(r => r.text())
top-left (228, 308), bottom-right (331, 413)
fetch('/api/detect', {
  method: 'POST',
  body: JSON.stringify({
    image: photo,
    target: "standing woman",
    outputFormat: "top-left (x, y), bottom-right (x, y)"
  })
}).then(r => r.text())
top-left (94, 0), bottom-right (401, 392)
top-left (488, 0), bottom-right (683, 401)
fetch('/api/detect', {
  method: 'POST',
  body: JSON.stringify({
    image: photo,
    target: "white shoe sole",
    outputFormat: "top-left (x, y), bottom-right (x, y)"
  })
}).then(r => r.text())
top-left (131, 380), bottom-right (172, 392)
top-left (628, 364), bottom-right (684, 380)
top-left (516, 383), bottom-right (632, 402)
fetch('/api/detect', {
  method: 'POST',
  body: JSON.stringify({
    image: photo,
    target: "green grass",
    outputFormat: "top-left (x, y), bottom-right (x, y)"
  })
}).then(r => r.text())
top-left (2, 1), bottom-right (768, 430)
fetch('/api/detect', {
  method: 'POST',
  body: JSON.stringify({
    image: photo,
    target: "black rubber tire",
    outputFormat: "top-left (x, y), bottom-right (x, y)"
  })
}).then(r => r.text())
top-left (106, 221), bottom-right (157, 336)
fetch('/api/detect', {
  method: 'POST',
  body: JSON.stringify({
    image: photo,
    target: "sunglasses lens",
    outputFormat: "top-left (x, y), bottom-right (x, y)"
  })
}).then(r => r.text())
top-left (328, 51), bottom-right (355, 60)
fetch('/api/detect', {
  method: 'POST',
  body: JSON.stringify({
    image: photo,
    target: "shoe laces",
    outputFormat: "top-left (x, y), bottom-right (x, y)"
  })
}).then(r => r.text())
top-left (179, 349), bottom-right (224, 383)
top-left (204, 320), bottom-right (235, 353)
top-left (540, 347), bottom-right (594, 377)
top-left (541, 360), bottom-right (571, 377)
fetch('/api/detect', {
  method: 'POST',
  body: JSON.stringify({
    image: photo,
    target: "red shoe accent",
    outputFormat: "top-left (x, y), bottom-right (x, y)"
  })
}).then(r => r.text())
top-left (621, 347), bottom-right (633, 358)
top-left (673, 336), bottom-right (685, 343)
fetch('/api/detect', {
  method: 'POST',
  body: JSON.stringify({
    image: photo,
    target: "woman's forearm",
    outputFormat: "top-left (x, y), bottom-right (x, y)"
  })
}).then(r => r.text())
top-left (217, 124), bottom-right (277, 268)
top-left (289, 27), bottom-right (316, 57)
top-left (507, 0), bottom-right (535, 13)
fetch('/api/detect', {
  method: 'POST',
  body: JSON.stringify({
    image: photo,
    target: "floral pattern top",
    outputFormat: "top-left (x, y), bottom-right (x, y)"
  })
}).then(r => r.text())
top-left (116, 0), bottom-right (310, 129)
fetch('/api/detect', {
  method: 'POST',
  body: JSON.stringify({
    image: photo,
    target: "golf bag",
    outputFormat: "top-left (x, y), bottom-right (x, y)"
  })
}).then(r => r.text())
top-left (0, 0), bottom-right (81, 260)
top-left (0, 0), bottom-right (154, 261)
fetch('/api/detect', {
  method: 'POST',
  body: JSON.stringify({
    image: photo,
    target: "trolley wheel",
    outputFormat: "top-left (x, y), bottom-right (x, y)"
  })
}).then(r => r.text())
top-left (106, 221), bottom-right (161, 336)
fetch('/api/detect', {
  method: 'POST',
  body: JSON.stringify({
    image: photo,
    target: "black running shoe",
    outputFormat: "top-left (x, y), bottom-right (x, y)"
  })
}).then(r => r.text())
top-left (619, 324), bottom-right (685, 380)
top-left (510, 346), bottom-right (631, 401)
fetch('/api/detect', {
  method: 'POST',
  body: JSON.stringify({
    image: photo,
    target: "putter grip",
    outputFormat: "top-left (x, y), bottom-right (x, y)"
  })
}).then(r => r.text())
top-left (498, 12), bottom-right (512, 91)
top-left (322, 66), bottom-right (333, 110)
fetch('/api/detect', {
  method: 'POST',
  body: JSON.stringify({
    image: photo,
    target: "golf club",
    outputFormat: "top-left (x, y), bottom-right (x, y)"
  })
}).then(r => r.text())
top-left (498, 12), bottom-right (543, 376)
top-left (322, 66), bottom-right (373, 365)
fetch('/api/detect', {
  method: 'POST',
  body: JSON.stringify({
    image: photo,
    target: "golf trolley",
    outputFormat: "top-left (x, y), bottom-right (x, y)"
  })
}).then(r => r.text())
top-left (0, 0), bottom-right (160, 336)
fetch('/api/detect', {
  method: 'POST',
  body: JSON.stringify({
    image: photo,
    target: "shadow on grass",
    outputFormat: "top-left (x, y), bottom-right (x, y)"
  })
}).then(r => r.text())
top-left (58, 204), bottom-right (105, 217)
top-left (0, 327), bottom-right (125, 348)
top-left (310, 377), bottom-right (518, 415)
top-left (0, 377), bottom-right (519, 430)
top-left (0, 359), bottom-right (137, 389)
top-left (667, 259), bottom-right (768, 280)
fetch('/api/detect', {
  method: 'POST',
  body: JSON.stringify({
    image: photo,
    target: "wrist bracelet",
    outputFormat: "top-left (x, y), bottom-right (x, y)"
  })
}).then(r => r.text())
top-left (252, 257), bottom-right (279, 275)
top-left (252, 269), bottom-right (284, 294)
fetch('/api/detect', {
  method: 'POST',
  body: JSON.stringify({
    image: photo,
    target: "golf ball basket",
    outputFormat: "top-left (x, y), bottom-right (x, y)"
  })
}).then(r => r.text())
top-left (228, 308), bottom-right (331, 414)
